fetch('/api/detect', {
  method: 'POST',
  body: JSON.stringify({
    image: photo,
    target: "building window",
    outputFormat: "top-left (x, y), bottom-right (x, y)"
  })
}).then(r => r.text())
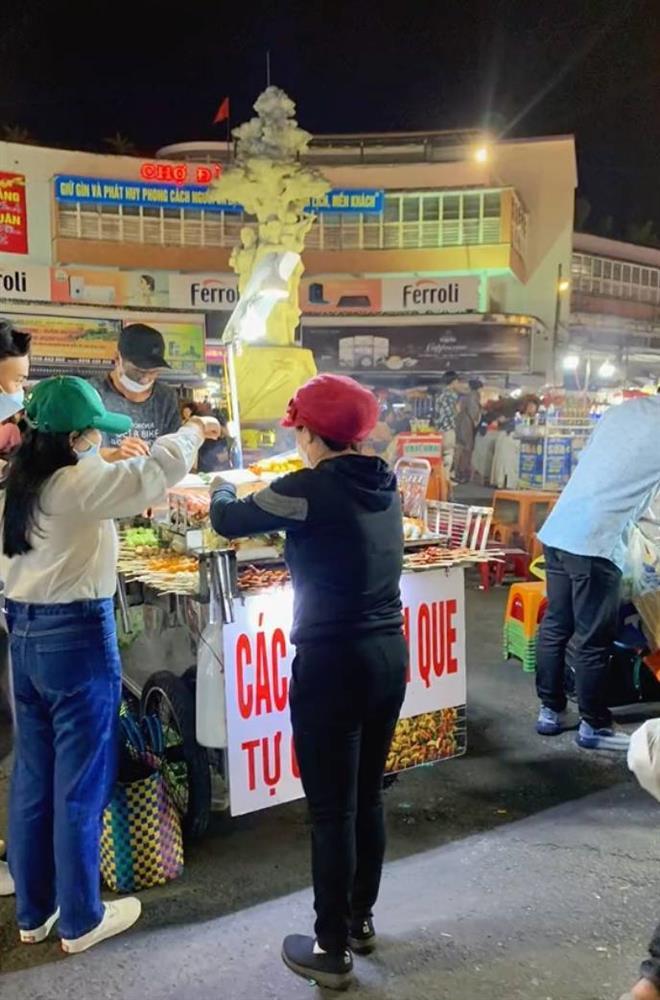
top-left (56, 186), bottom-right (526, 255)
top-left (572, 252), bottom-right (660, 305)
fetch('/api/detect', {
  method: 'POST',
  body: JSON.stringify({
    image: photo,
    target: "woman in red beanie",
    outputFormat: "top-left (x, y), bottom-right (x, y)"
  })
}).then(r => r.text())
top-left (210, 374), bottom-right (406, 990)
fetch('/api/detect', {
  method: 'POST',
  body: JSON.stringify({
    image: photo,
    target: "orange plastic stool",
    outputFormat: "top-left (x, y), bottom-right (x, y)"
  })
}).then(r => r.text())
top-left (504, 581), bottom-right (547, 637)
top-left (503, 580), bottom-right (547, 672)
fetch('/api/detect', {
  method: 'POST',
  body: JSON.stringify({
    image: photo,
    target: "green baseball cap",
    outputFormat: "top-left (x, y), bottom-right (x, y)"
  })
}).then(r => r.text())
top-left (27, 376), bottom-right (133, 436)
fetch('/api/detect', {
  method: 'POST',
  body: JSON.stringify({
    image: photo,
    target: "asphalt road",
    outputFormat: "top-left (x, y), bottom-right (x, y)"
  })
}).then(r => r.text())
top-left (0, 584), bottom-right (656, 1000)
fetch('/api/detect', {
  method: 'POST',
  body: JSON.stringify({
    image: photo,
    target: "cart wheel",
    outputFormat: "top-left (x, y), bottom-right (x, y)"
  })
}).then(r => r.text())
top-left (142, 671), bottom-right (211, 841)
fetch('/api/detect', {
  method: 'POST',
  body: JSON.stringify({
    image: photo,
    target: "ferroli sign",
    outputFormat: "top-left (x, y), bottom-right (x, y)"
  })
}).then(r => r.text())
top-left (0, 264), bottom-right (51, 302)
top-left (382, 276), bottom-right (480, 314)
top-left (168, 273), bottom-right (239, 311)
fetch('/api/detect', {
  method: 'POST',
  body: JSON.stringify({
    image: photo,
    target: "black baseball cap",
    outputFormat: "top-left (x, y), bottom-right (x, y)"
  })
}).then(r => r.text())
top-left (119, 323), bottom-right (170, 370)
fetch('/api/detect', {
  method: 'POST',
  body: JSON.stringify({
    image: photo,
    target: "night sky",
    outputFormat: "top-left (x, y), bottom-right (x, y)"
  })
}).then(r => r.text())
top-left (1, 0), bottom-right (657, 237)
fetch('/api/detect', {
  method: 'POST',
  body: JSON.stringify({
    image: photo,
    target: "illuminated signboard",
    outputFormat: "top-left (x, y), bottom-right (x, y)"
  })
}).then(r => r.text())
top-left (54, 175), bottom-right (384, 215)
top-left (138, 161), bottom-right (223, 186)
top-left (0, 172), bottom-right (29, 254)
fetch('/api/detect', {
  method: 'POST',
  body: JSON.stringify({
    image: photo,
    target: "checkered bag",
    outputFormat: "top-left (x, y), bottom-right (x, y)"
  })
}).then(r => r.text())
top-left (100, 709), bottom-right (184, 893)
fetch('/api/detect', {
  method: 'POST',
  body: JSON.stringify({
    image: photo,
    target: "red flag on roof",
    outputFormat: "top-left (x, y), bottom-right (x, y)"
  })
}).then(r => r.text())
top-left (213, 97), bottom-right (230, 124)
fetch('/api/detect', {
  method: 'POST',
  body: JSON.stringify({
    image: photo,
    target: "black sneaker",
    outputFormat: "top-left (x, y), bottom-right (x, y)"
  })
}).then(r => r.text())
top-left (282, 935), bottom-right (353, 990)
top-left (348, 916), bottom-right (376, 954)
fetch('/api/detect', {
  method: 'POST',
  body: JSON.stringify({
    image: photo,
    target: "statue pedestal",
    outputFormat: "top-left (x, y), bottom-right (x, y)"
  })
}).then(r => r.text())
top-left (234, 345), bottom-right (317, 423)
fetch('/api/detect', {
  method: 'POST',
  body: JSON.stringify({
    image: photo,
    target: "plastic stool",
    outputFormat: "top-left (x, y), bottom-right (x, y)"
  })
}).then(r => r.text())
top-left (503, 581), bottom-right (546, 672)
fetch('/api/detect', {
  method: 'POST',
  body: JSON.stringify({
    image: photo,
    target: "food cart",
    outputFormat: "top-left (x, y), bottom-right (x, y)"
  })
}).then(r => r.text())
top-left (117, 465), bottom-right (493, 838)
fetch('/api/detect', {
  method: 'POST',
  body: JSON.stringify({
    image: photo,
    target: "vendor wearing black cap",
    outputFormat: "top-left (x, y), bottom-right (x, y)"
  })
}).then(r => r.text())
top-left (89, 323), bottom-right (180, 462)
top-left (211, 373), bottom-right (407, 991)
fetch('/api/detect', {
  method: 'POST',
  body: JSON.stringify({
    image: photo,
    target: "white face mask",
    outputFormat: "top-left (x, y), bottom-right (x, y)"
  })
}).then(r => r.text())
top-left (75, 434), bottom-right (100, 460)
top-left (0, 387), bottom-right (24, 422)
top-left (119, 370), bottom-right (154, 394)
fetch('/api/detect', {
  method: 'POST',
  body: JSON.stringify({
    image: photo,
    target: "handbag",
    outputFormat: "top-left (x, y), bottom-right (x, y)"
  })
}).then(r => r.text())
top-left (100, 707), bottom-right (184, 893)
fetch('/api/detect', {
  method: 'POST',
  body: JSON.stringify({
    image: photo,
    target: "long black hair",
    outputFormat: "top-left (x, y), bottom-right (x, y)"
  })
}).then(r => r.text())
top-left (3, 426), bottom-right (78, 557)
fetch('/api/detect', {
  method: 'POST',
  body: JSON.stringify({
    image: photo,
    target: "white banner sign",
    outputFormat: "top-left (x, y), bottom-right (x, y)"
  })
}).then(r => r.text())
top-left (381, 275), bottom-right (480, 314)
top-left (223, 567), bottom-right (466, 816)
top-left (0, 263), bottom-right (50, 303)
top-left (168, 273), bottom-right (238, 311)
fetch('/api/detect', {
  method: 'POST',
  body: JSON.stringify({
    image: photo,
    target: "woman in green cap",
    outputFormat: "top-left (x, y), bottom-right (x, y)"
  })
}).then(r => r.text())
top-left (0, 376), bottom-right (218, 955)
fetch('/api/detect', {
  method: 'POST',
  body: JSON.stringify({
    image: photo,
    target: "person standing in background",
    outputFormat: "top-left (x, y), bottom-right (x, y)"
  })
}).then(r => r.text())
top-left (89, 324), bottom-right (180, 462)
top-left (434, 371), bottom-right (461, 479)
top-left (454, 379), bottom-right (482, 483)
top-left (536, 395), bottom-right (660, 751)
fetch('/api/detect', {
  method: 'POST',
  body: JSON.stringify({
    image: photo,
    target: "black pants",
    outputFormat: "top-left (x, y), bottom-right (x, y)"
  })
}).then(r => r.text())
top-left (290, 632), bottom-right (407, 954)
top-left (640, 922), bottom-right (660, 988)
top-left (536, 546), bottom-right (621, 729)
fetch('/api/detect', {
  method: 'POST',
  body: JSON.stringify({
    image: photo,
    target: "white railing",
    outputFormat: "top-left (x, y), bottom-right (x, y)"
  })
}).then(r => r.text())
top-left (57, 187), bottom-right (527, 255)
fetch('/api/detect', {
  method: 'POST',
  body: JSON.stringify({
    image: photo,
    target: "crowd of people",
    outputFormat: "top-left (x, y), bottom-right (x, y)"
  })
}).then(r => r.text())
top-left (365, 370), bottom-right (542, 490)
top-left (0, 320), bottom-right (657, 997)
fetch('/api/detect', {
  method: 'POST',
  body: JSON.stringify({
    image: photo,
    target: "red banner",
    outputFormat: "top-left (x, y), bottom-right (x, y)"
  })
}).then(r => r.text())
top-left (0, 172), bottom-right (28, 254)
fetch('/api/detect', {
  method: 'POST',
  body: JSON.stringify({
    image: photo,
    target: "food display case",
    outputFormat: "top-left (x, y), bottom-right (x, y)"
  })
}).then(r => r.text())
top-left (116, 462), bottom-right (494, 837)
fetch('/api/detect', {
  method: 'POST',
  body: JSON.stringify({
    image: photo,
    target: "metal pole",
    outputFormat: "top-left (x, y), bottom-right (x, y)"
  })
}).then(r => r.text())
top-left (266, 51), bottom-right (271, 87)
top-left (551, 261), bottom-right (563, 386)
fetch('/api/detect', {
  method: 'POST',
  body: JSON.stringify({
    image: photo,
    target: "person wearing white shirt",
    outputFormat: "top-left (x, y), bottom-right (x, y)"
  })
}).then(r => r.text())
top-left (0, 376), bottom-right (218, 954)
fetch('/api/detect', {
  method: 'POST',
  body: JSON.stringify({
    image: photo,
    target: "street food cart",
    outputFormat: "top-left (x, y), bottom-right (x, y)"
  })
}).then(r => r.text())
top-left (117, 463), bottom-right (493, 838)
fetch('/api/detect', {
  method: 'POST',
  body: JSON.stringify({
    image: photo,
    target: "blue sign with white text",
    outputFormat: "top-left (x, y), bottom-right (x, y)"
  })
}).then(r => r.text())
top-left (308, 189), bottom-right (384, 214)
top-left (53, 175), bottom-right (239, 213)
top-left (53, 175), bottom-right (384, 216)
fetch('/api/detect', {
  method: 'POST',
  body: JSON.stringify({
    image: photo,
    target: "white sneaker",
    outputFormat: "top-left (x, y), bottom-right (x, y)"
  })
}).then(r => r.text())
top-left (0, 860), bottom-right (15, 897)
top-left (61, 899), bottom-right (142, 955)
top-left (20, 908), bottom-right (60, 944)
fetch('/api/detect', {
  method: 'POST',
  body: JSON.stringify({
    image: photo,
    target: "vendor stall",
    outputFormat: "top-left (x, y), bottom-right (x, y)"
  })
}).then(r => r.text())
top-left (116, 476), bottom-right (494, 835)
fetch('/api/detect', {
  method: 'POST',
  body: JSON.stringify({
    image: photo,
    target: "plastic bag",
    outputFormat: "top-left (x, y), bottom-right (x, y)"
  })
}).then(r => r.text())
top-left (628, 719), bottom-right (660, 802)
top-left (625, 524), bottom-right (660, 599)
top-left (624, 493), bottom-right (660, 647)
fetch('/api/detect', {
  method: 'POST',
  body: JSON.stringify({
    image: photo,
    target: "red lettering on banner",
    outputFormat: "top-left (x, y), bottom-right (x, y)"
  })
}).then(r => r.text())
top-left (236, 634), bottom-right (253, 719)
top-left (416, 600), bottom-right (459, 688)
top-left (417, 603), bottom-right (431, 688)
top-left (431, 601), bottom-right (445, 677)
top-left (263, 732), bottom-right (282, 797)
top-left (255, 614), bottom-right (272, 715)
top-left (235, 616), bottom-right (290, 719)
top-left (241, 739), bottom-right (260, 790)
top-left (446, 599), bottom-right (458, 674)
top-left (271, 628), bottom-right (289, 711)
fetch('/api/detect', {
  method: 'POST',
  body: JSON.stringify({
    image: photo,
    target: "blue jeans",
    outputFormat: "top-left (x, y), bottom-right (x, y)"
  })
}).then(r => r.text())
top-left (7, 599), bottom-right (121, 940)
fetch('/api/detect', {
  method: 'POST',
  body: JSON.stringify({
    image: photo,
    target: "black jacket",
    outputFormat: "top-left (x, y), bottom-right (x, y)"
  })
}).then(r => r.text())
top-left (210, 455), bottom-right (403, 645)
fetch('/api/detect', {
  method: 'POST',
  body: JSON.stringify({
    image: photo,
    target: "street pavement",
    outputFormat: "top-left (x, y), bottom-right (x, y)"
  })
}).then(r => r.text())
top-left (0, 585), bottom-right (657, 999)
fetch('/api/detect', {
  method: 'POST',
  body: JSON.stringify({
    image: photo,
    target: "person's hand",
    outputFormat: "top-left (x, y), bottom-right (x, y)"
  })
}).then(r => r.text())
top-left (187, 416), bottom-right (222, 441)
top-left (112, 437), bottom-right (150, 460)
top-left (209, 473), bottom-right (238, 495)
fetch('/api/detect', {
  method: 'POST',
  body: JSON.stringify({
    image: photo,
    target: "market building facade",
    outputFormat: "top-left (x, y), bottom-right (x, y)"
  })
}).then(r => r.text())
top-left (570, 231), bottom-right (660, 382)
top-left (0, 129), bottom-right (576, 386)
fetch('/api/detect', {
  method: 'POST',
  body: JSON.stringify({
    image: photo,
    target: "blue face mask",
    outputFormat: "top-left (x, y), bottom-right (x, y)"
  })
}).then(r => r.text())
top-left (0, 388), bottom-right (24, 422)
top-left (76, 435), bottom-right (100, 460)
